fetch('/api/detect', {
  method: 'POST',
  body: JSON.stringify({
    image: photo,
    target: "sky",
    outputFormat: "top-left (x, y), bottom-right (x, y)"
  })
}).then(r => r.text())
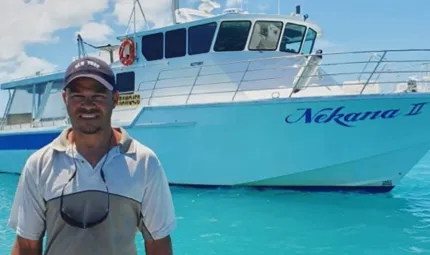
top-left (1, 0), bottom-right (430, 116)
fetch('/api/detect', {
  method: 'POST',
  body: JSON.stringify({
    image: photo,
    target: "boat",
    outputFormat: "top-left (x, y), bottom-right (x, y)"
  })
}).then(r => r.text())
top-left (1, 0), bottom-right (430, 193)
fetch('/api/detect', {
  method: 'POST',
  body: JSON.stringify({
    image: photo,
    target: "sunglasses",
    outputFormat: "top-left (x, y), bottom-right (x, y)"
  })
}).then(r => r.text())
top-left (59, 154), bottom-right (110, 229)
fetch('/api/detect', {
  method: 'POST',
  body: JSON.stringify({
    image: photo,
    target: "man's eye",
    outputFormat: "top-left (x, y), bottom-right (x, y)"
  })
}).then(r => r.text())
top-left (93, 95), bottom-right (107, 100)
top-left (70, 94), bottom-right (85, 99)
top-left (68, 94), bottom-right (107, 101)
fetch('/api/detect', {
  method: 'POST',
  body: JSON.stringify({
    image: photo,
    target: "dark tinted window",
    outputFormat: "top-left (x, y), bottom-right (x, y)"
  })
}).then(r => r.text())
top-left (141, 33), bottom-right (164, 61)
top-left (165, 28), bottom-right (186, 59)
top-left (279, 23), bottom-right (306, 54)
top-left (188, 22), bottom-right (217, 55)
top-left (301, 28), bottom-right (317, 54)
top-left (214, 21), bottom-right (251, 52)
top-left (116, 71), bottom-right (135, 93)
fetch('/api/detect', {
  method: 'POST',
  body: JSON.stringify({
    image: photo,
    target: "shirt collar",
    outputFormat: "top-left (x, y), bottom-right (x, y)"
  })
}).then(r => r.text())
top-left (50, 127), bottom-right (136, 154)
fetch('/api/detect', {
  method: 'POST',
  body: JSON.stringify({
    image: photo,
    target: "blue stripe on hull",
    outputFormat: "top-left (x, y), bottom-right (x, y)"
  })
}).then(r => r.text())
top-left (0, 132), bottom-right (61, 150)
top-left (0, 171), bottom-right (395, 193)
top-left (169, 183), bottom-right (395, 193)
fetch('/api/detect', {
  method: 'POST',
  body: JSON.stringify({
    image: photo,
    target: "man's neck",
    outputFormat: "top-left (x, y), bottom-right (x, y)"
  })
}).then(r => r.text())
top-left (69, 128), bottom-right (116, 167)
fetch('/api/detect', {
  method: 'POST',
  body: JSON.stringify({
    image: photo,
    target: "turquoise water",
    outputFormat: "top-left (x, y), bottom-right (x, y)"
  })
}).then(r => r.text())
top-left (1, 154), bottom-right (430, 254)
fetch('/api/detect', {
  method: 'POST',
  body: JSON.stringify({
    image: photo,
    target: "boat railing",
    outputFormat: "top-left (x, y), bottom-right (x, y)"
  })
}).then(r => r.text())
top-left (0, 118), bottom-right (68, 131)
top-left (125, 48), bottom-right (430, 107)
top-left (3, 48), bottom-right (429, 91)
top-left (0, 90), bottom-right (15, 130)
top-left (1, 48), bottom-right (430, 131)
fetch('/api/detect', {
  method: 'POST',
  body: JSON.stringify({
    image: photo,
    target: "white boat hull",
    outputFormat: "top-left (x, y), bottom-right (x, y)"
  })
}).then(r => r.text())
top-left (1, 93), bottom-right (430, 193)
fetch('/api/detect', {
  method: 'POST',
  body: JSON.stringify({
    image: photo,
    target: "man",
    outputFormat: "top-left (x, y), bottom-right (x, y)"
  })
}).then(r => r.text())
top-left (8, 56), bottom-right (176, 255)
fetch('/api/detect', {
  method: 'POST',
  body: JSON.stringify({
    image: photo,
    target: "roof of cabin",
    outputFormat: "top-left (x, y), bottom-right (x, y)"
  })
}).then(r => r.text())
top-left (117, 12), bottom-right (323, 40)
top-left (1, 71), bottom-right (64, 90)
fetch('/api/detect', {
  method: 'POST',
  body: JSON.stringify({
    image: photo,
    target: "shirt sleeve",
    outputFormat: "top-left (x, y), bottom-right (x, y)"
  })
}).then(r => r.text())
top-left (139, 152), bottom-right (176, 241)
top-left (8, 160), bottom-right (46, 240)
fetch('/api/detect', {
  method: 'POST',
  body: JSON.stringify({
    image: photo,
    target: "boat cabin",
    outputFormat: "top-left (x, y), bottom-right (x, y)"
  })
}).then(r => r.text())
top-left (116, 12), bottom-right (321, 67)
top-left (110, 12), bottom-right (322, 103)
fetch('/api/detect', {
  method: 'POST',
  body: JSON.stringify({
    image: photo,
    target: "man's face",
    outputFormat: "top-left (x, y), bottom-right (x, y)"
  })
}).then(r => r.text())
top-left (62, 77), bottom-right (119, 135)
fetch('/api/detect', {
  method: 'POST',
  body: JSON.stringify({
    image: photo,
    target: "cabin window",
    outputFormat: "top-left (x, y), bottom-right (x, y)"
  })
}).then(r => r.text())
top-left (141, 32), bottom-right (164, 61)
top-left (248, 21), bottom-right (283, 51)
top-left (279, 23), bottom-right (306, 54)
top-left (301, 28), bottom-right (317, 55)
top-left (116, 71), bottom-right (135, 93)
top-left (188, 22), bottom-right (217, 55)
top-left (165, 28), bottom-right (186, 59)
top-left (214, 20), bottom-right (251, 52)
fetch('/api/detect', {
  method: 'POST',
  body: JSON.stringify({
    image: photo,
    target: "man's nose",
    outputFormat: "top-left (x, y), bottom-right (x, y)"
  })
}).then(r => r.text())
top-left (79, 96), bottom-right (97, 108)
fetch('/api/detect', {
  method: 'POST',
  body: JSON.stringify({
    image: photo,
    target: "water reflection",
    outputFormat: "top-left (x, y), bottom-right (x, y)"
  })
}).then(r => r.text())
top-left (171, 185), bottom-right (430, 254)
top-left (0, 168), bottom-right (429, 254)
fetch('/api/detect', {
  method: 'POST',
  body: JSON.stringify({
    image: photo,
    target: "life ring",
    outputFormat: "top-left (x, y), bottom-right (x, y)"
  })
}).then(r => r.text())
top-left (119, 38), bottom-right (136, 66)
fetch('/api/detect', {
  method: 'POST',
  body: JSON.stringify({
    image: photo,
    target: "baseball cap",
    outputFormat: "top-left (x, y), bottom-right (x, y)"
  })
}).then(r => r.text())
top-left (63, 56), bottom-right (116, 91)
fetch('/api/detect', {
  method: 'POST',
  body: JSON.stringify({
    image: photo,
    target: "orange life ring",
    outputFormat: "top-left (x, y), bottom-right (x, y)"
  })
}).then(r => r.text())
top-left (119, 38), bottom-right (136, 66)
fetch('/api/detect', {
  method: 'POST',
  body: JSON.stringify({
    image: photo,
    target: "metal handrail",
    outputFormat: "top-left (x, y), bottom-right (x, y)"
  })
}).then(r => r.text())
top-left (232, 61), bottom-right (252, 101)
top-left (3, 48), bottom-right (430, 86)
top-left (0, 89), bottom-right (15, 129)
top-left (185, 65), bottom-right (203, 104)
top-left (136, 49), bottom-right (430, 105)
top-left (2, 48), bottom-right (430, 131)
top-left (360, 51), bottom-right (387, 94)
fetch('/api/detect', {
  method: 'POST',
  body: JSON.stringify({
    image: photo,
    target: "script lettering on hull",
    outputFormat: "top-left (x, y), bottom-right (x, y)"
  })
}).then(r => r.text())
top-left (284, 102), bottom-right (427, 127)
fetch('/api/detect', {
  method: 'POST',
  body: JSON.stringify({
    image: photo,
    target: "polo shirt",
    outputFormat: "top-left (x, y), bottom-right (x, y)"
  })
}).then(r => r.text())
top-left (8, 127), bottom-right (176, 255)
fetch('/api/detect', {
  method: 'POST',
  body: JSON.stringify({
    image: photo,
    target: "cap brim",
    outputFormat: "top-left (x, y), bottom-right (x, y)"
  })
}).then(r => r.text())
top-left (64, 74), bottom-right (114, 91)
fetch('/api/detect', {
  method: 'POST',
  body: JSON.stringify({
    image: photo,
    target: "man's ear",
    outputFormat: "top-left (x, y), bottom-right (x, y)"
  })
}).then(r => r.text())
top-left (62, 90), bottom-right (68, 104)
top-left (112, 91), bottom-right (119, 108)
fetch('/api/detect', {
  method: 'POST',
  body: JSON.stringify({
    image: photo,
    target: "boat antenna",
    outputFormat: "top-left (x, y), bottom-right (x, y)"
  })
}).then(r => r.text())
top-left (125, 0), bottom-right (148, 35)
top-left (77, 34), bottom-right (87, 58)
top-left (76, 34), bottom-right (119, 64)
top-left (172, 0), bottom-right (179, 24)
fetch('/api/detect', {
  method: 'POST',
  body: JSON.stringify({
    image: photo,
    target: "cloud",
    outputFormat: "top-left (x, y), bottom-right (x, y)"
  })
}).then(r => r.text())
top-left (0, 0), bottom-right (110, 83)
top-left (76, 22), bottom-right (115, 44)
top-left (0, 0), bottom-right (109, 61)
top-left (113, 0), bottom-right (174, 30)
top-left (0, 52), bottom-right (57, 83)
top-left (0, 0), bottom-right (183, 88)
